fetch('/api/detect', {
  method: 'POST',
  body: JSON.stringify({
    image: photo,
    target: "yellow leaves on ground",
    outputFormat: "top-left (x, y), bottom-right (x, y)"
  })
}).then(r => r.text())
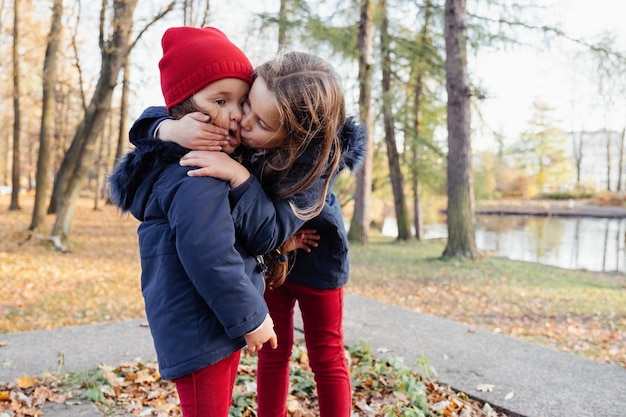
top-left (0, 345), bottom-right (510, 417)
top-left (0, 194), bottom-right (144, 333)
top-left (16, 376), bottom-right (35, 390)
top-left (0, 374), bottom-right (68, 417)
top-left (98, 362), bottom-right (178, 416)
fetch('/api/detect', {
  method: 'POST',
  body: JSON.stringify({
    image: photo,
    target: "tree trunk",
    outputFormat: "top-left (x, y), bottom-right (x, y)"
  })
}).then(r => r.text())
top-left (606, 130), bottom-right (612, 191)
top-left (9, 0), bottom-right (20, 211)
top-left (617, 127), bottom-right (625, 191)
top-left (348, 0), bottom-right (373, 244)
top-left (114, 56), bottom-right (130, 164)
top-left (411, 0), bottom-right (433, 241)
top-left (381, 1), bottom-right (411, 241)
top-left (30, 0), bottom-right (63, 231)
top-left (106, 56), bottom-right (131, 205)
top-left (411, 72), bottom-right (424, 241)
top-left (278, 0), bottom-right (287, 50)
top-left (49, 0), bottom-right (138, 245)
top-left (442, 0), bottom-right (479, 258)
top-left (572, 131), bottom-right (583, 188)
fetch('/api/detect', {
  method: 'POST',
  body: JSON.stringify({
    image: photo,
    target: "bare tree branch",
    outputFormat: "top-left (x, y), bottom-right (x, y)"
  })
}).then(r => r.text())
top-left (129, 1), bottom-right (177, 50)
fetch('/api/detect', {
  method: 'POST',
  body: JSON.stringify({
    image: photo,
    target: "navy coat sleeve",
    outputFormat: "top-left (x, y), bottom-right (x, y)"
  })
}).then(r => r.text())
top-left (155, 169), bottom-right (268, 338)
top-left (129, 106), bottom-right (170, 147)
top-left (228, 174), bottom-right (330, 256)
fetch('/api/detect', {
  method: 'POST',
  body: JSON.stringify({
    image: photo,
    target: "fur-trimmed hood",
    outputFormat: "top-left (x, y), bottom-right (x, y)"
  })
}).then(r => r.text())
top-left (337, 116), bottom-right (367, 173)
top-left (108, 139), bottom-right (188, 218)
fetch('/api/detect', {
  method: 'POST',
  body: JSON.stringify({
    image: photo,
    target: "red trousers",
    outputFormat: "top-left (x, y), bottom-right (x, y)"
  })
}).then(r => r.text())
top-left (173, 349), bottom-right (241, 417)
top-left (257, 282), bottom-right (352, 417)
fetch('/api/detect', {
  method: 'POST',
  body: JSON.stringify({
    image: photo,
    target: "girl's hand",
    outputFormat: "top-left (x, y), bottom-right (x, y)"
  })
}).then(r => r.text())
top-left (158, 112), bottom-right (228, 151)
top-left (244, 314), bottom-right (278, 353)
top-left (283, 229), bottom-right (320, 254)
top-left (180, 150), bottom-right (251, 187)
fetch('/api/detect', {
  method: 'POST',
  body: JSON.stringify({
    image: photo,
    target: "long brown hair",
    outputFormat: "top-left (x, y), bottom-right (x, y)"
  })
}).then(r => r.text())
top-left (254, 51), bottom-right (346, 220)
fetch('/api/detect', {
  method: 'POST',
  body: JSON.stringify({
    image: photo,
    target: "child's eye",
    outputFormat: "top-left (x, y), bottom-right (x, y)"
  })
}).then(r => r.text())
top-left (215, 99), bottom-right (226, 106)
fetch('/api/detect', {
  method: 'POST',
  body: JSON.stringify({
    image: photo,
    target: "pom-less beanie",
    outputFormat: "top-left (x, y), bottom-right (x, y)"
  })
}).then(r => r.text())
top-left (159, 26), bottom-right (253, 110)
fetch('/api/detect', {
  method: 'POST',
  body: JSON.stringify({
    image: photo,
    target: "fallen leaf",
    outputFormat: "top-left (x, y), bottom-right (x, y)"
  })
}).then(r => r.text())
top-left (135, 368), bottom-right (158, 384)
top-left (16, 375), bottom-right (36, 389)
top-left (476, 383), bottom-right (495, 392)
top-left (286, 395), bottom-right (300, 413)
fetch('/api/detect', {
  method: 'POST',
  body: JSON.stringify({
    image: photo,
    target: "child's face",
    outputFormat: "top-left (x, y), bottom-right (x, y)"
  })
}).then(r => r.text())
top-left (240, 76), bottom-right (287, 150)
top-left (191, 78), bottom-right (250, 153)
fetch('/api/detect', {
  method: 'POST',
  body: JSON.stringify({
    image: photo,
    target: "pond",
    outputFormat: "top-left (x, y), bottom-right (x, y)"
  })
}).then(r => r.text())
top-left (383, 215), bottom-right (626, 274)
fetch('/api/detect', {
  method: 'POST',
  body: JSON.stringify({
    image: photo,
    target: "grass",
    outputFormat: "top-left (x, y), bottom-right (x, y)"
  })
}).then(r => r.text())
top-left (346, 235), bottom-right (626, 366)
top-left (1, 194), bottom-right (625, 368)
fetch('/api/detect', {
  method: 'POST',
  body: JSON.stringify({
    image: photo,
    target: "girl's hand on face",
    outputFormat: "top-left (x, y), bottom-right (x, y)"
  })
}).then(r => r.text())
top-left (180, 150), bottom-right (251, 187)
top-left (158, 112), bottom-right (229, 151)
top-left (282, 229), bottom-right (320, 254)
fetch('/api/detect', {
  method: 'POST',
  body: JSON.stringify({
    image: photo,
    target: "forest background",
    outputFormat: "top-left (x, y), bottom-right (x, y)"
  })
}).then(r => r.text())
top-left (0, 2), bottom-right (625, 413)
top-left (1, 0), bottom-right (625, 250)
top-left (2, 0), bottom-right (626, 256)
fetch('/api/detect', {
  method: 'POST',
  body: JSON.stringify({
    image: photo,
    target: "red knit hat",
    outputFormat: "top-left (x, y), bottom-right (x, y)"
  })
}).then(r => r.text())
top-left (159, 26), bottom-right (253, 110)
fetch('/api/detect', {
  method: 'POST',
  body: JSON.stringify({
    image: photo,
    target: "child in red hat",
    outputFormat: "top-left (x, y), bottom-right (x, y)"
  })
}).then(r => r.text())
top-left (109, 26), bottom-right (283, 417)
top-left (128, 47), bottom-right (367, 416)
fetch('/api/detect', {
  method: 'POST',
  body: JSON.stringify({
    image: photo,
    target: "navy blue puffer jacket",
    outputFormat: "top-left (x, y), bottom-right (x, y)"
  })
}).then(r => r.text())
top-left (130, 107), bottom-right (367, 289)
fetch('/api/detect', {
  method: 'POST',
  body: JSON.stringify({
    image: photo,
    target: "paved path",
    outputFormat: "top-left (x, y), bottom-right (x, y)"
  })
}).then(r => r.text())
top-left (1, 294), bottom-right (624, 417)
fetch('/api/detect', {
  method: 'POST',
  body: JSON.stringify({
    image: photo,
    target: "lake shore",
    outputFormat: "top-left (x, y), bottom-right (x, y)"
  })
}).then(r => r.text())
top-left (477, 199), bottom-right (626, 218)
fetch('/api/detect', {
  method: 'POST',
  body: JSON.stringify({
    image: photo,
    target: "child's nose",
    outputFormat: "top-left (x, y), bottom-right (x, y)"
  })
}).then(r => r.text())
top-left (231, 105), bottom-right (243, 122)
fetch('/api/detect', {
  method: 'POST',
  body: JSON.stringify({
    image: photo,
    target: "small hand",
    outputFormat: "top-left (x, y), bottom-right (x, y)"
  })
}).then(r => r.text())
top-left (180, 151), bottom-right (251, 187)
top-left (282, 229), bottom-right (320, 254)
top-left (158, 112), bottom-right (228, 151)
top-left (244, 314), bottom-right (278, 353)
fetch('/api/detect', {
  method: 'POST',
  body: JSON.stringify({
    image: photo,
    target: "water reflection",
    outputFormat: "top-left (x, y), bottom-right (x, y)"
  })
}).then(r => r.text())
top-left (419, 216), bottom-right (626, 274)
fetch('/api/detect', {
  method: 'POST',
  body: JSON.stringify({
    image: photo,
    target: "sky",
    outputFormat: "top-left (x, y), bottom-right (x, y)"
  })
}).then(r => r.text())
top-left (129, 0), bottom-right (626, 152)
top-left (472, 0), bottom-right (626, 149)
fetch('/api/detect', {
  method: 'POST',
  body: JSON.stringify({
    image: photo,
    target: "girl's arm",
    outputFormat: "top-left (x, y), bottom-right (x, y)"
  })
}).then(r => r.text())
top-left (179, 151), bottom-right (321, 256)
top-left (129, 106), bottom-right (228, 151)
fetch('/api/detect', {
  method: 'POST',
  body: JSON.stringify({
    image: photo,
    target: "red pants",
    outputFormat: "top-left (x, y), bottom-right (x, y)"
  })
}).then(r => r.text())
top-left (257, 282), bottom-right (352, 417)
top-left (173, 349), bottom-right (241, 417)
